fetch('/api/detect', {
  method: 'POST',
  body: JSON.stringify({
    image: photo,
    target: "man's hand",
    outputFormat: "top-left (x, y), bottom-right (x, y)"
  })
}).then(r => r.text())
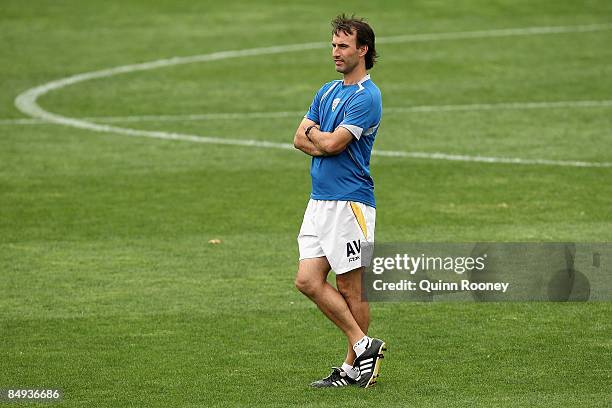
top-left (306, 125), bottom-right (354, 156)
top-left (294, 118), bottom-right (355, 156)
top-left (293, 118), bottom-right (325, 157)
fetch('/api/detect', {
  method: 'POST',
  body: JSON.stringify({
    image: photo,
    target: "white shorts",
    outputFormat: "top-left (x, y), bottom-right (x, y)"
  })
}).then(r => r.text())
top-left (298, 199), bottom-right (376, 274)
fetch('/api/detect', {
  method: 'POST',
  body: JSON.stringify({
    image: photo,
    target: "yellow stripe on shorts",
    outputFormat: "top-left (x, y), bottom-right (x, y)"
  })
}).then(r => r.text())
top-left (349, 201), bottom-right (368, 240)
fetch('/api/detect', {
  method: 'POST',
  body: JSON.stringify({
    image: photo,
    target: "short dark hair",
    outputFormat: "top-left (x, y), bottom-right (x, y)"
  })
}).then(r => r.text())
top-left (331, 14), bottom-right (377, 70)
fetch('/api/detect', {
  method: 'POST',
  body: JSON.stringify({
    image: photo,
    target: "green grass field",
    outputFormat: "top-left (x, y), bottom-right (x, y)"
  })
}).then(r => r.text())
top-left (1, 1), bottom-right (611, 406)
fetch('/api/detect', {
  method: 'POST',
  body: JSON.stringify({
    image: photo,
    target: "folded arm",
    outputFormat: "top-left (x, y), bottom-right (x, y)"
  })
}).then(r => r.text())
top-left (293, 118), bottom-right (325, 157)
top-left (306, 125), bottom-right (354, 156)
top-left (294, 118), bottom-right (355, 156)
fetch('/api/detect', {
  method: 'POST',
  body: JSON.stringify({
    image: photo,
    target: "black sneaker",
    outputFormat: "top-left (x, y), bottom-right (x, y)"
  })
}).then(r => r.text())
top-left (353, 338), bottom-right (387, 388)
top-left (310, 367), bottom-right (356, 388)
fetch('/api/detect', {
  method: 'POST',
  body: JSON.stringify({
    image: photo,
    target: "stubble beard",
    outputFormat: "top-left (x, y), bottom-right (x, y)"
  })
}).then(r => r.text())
top-left (335, 59), bottom-right (358, 75)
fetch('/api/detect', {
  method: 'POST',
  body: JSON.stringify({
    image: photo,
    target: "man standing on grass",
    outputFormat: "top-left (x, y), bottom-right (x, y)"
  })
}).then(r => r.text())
top-left (293, 14), bottom-right (386, 388)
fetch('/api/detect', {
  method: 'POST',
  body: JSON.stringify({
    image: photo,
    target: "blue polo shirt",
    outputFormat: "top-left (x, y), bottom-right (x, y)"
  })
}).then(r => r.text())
top-left (305, 74), bottom-right (382, 208)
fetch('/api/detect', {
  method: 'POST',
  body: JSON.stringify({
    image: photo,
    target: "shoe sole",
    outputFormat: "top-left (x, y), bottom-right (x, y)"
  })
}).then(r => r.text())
top-left (364, 342), bottom-right (387, 388)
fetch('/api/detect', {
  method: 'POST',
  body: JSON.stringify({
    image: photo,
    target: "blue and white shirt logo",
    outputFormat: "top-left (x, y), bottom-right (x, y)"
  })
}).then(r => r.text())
top-left (331, 98), bottom-right (341, 112)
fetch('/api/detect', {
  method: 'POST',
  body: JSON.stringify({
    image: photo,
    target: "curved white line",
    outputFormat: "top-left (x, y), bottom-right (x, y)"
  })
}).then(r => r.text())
top-left (14, 23), bottom-right (612, 168)
top-left (3, 98), bottom-right (612, 126)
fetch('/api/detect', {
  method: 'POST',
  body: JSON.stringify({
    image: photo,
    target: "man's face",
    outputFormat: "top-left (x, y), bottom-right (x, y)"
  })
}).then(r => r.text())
top-left (332, 30), bottom-right (364, 74)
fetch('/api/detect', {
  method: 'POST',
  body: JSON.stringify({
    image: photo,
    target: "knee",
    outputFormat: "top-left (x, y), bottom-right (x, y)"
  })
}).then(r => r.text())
top-left (295, 276), bottom-right (318, 297)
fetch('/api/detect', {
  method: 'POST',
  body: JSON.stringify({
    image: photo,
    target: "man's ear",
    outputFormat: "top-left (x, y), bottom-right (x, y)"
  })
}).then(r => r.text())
top-left (359, 45), bottom-right (368, 58)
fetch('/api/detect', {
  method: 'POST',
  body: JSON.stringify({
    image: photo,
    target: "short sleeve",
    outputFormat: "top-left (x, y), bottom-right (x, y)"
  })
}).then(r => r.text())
top-left (305, 87), bottom-right (324, 124)
top-left (304, 92), bottom-right (320, 123)
top-left (339, 90), bottom-right (374, 140)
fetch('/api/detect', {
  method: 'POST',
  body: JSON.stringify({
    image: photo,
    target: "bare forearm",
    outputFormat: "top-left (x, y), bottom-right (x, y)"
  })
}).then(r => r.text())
top-left (294, 130), bottom-right (326, 157)
top-left (297, 139), bottom-right (326, 156)
top-left (307, 128), bottom-right (333, 153)
top-left (306, 125), bottom-right (354, 156)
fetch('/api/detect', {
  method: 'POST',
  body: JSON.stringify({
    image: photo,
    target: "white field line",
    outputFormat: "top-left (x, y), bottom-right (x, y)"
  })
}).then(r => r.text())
top-left (373, 150), bottom-right (612, 168)
top-left (0, 118), bottom-right (44, 125)
top-left (0, 111), bottom-right (304, 125)
top-left (378, 22), bottom-right (612, 44)
top-left (3, 99), bottom-right (612, 125)
top-left (13, 23), bottom-right (612, 168)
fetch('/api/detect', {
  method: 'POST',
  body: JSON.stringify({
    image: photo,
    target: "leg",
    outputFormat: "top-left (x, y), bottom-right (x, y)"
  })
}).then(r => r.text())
top-left (295, 257), bottom-right (366, 345)
top-left (336, 266), bottom-right (370, 365)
